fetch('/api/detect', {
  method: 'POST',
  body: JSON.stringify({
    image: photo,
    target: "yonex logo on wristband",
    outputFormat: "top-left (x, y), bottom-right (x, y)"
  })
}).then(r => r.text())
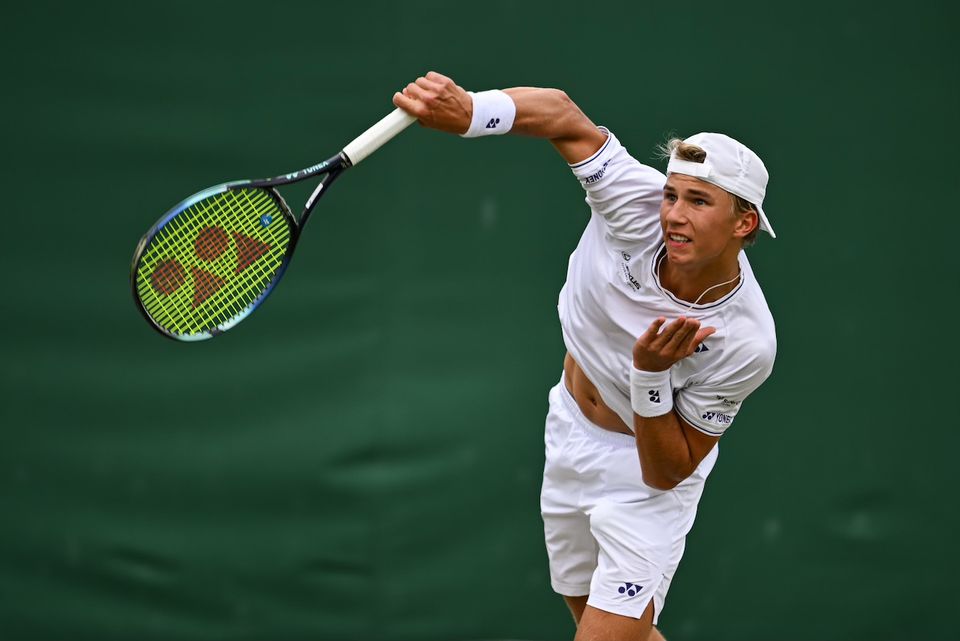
top-left (462, 90), bottom-right (516, 138)
top-left (631, 365), bottom-right (672, 417)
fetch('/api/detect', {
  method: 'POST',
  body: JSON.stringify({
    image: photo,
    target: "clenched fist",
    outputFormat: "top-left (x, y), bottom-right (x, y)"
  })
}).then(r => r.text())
top-left (392, 71), bottom-right (473, 135)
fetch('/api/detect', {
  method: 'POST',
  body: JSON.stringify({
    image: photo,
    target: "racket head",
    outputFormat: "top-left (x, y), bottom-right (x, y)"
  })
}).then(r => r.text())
top-left (131, 183), bottom-right (299, 341)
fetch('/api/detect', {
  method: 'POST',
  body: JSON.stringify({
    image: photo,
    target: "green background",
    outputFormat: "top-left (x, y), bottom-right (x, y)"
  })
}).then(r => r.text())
top-left (3, 1), bottom-right (957, 639)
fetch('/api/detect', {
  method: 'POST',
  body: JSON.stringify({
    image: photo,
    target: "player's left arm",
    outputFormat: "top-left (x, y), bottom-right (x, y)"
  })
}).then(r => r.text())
top-left (631, 317), bottom-right (720, 490)
top-left (633, 316), bottom-right (776, 489)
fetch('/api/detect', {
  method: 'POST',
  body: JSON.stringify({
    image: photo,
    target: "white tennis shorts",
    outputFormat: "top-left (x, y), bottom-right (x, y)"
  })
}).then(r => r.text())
top-left (540, 378), bottom-right (718, 623)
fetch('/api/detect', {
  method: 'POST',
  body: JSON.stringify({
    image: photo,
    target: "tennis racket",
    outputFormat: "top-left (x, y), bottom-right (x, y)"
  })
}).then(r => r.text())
top-left (131, 107), bottom-right (417, 341)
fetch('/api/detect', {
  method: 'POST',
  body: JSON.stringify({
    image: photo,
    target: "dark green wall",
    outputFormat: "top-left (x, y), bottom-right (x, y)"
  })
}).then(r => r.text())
top-left (3, 1), bottom-right (957, 639)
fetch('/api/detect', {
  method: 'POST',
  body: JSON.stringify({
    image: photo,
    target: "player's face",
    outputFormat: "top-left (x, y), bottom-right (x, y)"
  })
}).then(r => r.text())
top-left (660, 175), bottom-right (744, 268)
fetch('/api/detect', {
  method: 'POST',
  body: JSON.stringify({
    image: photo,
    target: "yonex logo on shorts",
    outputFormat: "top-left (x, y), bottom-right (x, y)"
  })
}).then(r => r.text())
top-left (617, 582), bottom-right (643, 598)
top-left (648, 390), bottom-right (660, 403)
top-left (701, 411), bottom-right (732, 425)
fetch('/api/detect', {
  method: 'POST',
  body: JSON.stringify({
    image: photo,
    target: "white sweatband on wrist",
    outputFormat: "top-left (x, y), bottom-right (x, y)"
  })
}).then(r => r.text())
top-left (461, 90), bottom-right (516, 138)
top-left (630, 365), bottom-right (674, 417)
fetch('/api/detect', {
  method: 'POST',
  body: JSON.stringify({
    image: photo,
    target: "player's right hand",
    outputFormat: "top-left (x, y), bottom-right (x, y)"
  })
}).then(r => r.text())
top-left (393, 71), bottom-right (473, 136)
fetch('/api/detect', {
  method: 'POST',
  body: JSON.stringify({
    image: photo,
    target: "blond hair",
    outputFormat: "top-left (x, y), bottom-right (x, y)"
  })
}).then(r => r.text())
top-left (659, 137), bottom-right (760, 247)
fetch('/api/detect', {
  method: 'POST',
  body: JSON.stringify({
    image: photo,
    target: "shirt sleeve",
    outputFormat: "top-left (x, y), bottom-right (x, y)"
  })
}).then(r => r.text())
top-left (673, 343), bottom-right (776, 437)
top-left (568, 128), bottom-right (666, 244)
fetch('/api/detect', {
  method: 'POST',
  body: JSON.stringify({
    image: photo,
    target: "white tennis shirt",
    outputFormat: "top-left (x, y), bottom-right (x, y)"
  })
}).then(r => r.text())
top-left (559, 129), bottom-right (776, 436)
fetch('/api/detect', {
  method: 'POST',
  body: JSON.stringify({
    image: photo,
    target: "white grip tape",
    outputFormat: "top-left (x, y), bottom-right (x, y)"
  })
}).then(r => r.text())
top-left (461, 90), bottom-right (516, 138)
top-left (342, 107), bottom-right (418, 166)
top-left (630, 365), bottom-right (674, 418)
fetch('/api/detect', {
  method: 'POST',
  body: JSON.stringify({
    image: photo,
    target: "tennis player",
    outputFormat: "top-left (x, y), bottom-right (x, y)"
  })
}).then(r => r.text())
top-left (394, 72), bottom-right (777, 641)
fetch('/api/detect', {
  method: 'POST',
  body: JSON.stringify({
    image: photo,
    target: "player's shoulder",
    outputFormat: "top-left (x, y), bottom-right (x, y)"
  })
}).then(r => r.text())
top-left (722, 268), bottom-right (777, 368)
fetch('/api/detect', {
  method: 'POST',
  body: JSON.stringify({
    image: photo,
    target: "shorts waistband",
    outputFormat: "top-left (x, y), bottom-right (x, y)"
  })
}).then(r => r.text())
top-left (557, 378), bottom-right (636, 448)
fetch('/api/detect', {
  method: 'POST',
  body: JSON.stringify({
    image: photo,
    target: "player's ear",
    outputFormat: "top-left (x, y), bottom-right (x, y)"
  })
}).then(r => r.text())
top-left (733, 208), bottom-right (759, 239)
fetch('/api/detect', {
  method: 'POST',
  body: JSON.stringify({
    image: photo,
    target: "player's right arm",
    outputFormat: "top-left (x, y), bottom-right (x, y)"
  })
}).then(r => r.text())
top-left (392, 71), bottom-right (607, 164)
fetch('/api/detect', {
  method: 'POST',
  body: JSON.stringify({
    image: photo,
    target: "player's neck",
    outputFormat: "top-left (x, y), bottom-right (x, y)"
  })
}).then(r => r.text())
top-left (658, 251), bottom-right (742, 306)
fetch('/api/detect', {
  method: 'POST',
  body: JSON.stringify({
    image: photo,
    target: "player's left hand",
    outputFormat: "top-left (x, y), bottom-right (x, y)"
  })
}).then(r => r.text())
top-left (632, 317), bottom-right (716, 372)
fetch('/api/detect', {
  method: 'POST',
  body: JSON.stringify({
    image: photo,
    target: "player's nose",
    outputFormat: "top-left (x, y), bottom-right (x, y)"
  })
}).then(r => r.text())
top-left (663, 199), bottom-right (689, 224)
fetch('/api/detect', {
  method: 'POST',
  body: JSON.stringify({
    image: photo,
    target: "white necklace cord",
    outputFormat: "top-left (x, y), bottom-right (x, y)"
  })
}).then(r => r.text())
top-left (655, 251), bottom-right (742, 315)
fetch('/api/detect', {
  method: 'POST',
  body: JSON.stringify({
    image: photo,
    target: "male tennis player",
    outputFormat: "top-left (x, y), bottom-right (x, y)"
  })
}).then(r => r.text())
top-left (394, 72), bottom-right (776, 641)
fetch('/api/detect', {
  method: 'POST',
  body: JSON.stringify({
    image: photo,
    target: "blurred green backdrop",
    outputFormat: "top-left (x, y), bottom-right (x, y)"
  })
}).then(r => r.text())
top-left (2, 1), bottom-right (958, 639)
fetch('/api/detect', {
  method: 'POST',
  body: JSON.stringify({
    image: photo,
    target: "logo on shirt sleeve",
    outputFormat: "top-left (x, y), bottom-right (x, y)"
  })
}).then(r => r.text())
top-left (583, 159), bottom-right (611, 184)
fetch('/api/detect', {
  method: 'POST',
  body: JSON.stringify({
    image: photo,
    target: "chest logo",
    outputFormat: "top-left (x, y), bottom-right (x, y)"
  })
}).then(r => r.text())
top-left (619, 252), bottom-right (641, 291)
top-left (693, 342), bottom-right (710, 353)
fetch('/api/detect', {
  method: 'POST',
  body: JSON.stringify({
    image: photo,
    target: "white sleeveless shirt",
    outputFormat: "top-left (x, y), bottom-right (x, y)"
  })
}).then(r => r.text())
top-left (559, 129), bottom-right (777, 435)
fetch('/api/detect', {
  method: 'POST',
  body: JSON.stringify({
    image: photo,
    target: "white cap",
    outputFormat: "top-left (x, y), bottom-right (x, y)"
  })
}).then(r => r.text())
top-left (666, 132), bottom-right (775, 238)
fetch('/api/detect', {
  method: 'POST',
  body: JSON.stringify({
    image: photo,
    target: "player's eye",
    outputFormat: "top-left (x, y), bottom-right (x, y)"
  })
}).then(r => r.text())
top-left (694, 198), bottom-right (707, 206)
top-left (664, 193), bottom-right (677, 202)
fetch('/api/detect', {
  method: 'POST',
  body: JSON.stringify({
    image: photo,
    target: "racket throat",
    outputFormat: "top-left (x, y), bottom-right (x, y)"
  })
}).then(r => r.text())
top-left (300, 166), bottom-right (344, 228)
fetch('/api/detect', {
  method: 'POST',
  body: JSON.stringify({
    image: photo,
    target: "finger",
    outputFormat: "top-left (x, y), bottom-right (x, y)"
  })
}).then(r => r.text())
top-left (415, 76), bottom-right (443, 93)
top-left (404, 82), bottom-right (428, 101)
top-left (393, 92), bottom-right (425, 118)
top-left (638, 317), bottom-right (667, 344)
top-left (685, 326), bottom-right (717, 357)
top-left (663, 318), bottom-right (700, 353)
top-left (425, 70), bottom-right (452, 84)
top-left (649, 317), bottom-right (687, 350)
top-left (695, 326), bottom-right (717, 344)
top-left (674, 320), bottom-right (703, 354)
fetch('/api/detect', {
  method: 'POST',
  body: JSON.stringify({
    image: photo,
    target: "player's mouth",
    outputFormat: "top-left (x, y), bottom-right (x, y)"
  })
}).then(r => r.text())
top-left (666, 232), bottom-right (691, 247)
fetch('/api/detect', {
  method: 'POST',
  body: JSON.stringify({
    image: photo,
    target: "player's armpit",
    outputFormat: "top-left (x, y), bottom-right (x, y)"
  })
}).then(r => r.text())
top-left (633, 409), bottom-right (720, 491)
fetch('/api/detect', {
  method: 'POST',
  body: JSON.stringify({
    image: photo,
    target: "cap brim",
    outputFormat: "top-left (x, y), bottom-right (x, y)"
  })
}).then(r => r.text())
top-left (757, 205), bottom-right (776, 239)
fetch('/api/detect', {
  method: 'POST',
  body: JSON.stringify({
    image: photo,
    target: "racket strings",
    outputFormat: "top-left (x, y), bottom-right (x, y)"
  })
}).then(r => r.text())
top-left (135, 187), bottom-right (292, 337)
top-left (140, 191), bottom-right (280, 333)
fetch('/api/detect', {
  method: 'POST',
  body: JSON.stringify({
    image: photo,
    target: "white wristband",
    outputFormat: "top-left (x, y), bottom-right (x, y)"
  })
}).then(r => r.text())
top-left (461, 90), bottom-right (516, 138)
top-left (630, 365), bottom-right (673, 417)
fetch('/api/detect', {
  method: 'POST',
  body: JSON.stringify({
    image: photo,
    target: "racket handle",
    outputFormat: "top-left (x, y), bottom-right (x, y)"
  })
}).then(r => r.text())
top-left (342, 108), bottom-right (418, 166)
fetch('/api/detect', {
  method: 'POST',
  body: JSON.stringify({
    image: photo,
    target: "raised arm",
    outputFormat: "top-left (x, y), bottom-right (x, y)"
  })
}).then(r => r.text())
top-left (392, 71), bottom-right (607, 165)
